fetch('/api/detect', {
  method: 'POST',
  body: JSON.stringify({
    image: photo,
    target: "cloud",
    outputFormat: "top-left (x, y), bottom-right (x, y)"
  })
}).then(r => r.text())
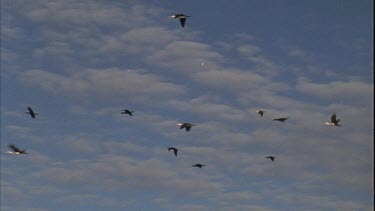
top-left (147, 40), bottom-right (223, 73)
top-left (23, 154), bottom-right (225, 199)
top-left (6, 125), bottom-right (33, 134)
top-left (19, 69), bottom-right (90, 94)
top-left (167, 96), bottom-right (245, 122)
top-left (236, 44), bottom-right (281, 76)
top-left (297, 78), bottom-right (373, 104)
top-left (1, 1), bottom-right (372, 210)
top-left (22, 1), bottom-right (162, 29)
top-left (19, 68), bottom-right (185, 102)
top-left (193, 68), bottom-right (268, 91)
top-left (237, 44), bottom-right (261, 56)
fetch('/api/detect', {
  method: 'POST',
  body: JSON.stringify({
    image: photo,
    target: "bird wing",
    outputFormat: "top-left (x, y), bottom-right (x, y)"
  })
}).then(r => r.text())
top-left (273, 118), bottom-right (286, 121)
top-left (331, 114), bottom-right (337, 123)
top-left (185, 125), bottom-right (191, 131)
top-left (179, 18), bottom-right (186, 28)
top-left (174, 149), bottom-right (178, 157)
top-left (9, 144), bottom-right (20, 152)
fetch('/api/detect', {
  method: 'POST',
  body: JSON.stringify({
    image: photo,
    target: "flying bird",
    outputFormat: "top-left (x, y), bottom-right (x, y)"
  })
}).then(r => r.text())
top-left (325, 113), bottom-right (342, 127)
top-left (256, 110), bottom-right (265, 117)
top-left (272, 117), bottom-right (288, 122)
top-left (266, 156), bottom-right (275, 162)
top-left (192, 163), bottom-right (205, 168)
top-left (121, 109), bottom-right (134, 116)
top-left (177, 122), bottom-right (195, 131)
top-left (26, 106), bottom-right (38, 118)
top-left (168, 147), bottom-right (178, 157)
top-left (6, 144), bottom-right (29, 154)
top-left (170, 14), bottom-right (190, 28)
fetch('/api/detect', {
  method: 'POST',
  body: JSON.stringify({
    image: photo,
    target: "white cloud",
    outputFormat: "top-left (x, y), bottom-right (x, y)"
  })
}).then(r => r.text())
top-left (147, 40), bottom-right (223, 73)
top-left (297, 78), bottom-right (373, 104)
top-left (19, 68), bottom-right (185, 101)
top-left (22, 1), bottom-right (162, 29)
top-left (167, 96), bottom-right (245, 122)
top-left (193, 68), bottom-right (268, 91)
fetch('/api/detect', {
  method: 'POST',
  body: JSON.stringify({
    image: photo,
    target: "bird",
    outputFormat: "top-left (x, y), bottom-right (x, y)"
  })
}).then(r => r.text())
top-left (325, 113), bottom-right (342, 127)
top-left (5, 144), bottom-right (29, 154)
top-left (121, 109), bottom-right (134, 116)
top-left (192, 163), bottom-right (205, 168)
top-left (170, 14), bottom-right (190, 28)
top-left (168, 147), bottom-right (178, 157)
top-left (177, 122), bottom-right (195, 131)
top-left (272, 117), bottom-right (288, 122)
top-left (256, 110), bottom-right (265, 117)
top-left (26, 106), bottom-right (38, 118)
top-left (266, 156), bottom-right (275, 162)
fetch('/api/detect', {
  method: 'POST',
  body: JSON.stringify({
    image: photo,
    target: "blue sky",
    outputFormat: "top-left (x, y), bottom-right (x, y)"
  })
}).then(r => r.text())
top-left (0, 0), bottom-right (373, 210)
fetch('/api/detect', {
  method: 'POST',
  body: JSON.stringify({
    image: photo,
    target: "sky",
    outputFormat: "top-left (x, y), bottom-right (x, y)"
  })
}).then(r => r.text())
top-left (0, 0), bottom-right (373, 210)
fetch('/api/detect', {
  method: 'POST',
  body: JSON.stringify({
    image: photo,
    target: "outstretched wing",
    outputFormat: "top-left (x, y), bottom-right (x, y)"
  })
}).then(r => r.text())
top-left (9, 144), bottom-right (20, 152)
top-left (273, 117), bottom-right (287, 122)
top-left (179, 18), bottom-right (186, 28)
top-left (185, 125), bottom-right (191, 131)
top-left (331, 114), bottom-right (337, 123)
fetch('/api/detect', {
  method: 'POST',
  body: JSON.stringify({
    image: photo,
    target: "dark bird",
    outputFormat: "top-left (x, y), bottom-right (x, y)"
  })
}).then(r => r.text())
top-left (168, 147), bottom-right (178, 157)
top-left (170, 14), bottom-right (190, 28)
top-left (192, 163), bottom-right (205, 168)
top-left (177, 122), bottom-right (195, 131)
top-left (325, 113), bottom-right (342, 127)
top-left (6, 144), bottom-right (29, 154)
top-left (272, 117), bottom-right (288, 122)
top-left (121, 109), bottom-right (134, 116)
top-left (256, 110), bottom-right (265, 117)
top-left (266, 156), bottom-right (275, 162)
top-left (26, 106), bottom-right (38, 118)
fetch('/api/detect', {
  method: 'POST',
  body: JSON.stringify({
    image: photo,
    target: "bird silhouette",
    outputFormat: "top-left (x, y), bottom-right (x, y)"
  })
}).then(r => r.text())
top-left (6, 144), bottom-right (29, 154)
top-left (177, 123), bottom-right (195, 131)
top-left (168, 147), bottom-right (178, 157)
top-left (256, 110), bottom-right (265, 117)
top-left (170, 14), bottom-right (190, 28)
top-left (266, 156), bottom-right (275, 162)
top-left (192, 163), bottom-right (205, 168)
top-left (121, 109), bottom-right (134, 116)
top-left (325, 113), bottom-right (342, 126)
top-left (26, 107), bottom-right (38, 118)
top-left (272, 117), bottom-right (288, 122)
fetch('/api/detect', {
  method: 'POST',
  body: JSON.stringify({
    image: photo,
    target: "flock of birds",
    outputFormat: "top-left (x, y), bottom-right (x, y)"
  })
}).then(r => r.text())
top-left (6, 105), bottom-right (342, 167)
top-left (5, 14), bottom-right (343, 170)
